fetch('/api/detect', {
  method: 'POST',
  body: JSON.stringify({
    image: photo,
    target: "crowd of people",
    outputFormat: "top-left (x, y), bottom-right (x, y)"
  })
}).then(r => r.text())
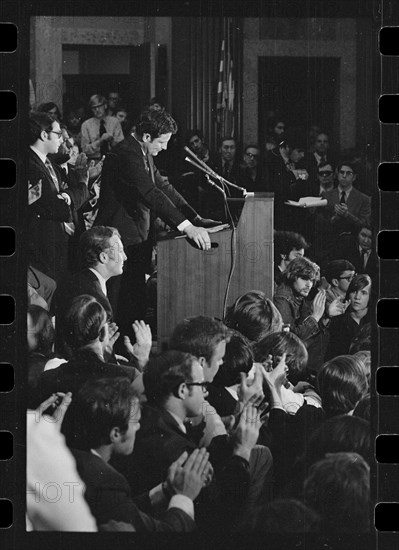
top-left (27, 91), bottom-right (373, 535)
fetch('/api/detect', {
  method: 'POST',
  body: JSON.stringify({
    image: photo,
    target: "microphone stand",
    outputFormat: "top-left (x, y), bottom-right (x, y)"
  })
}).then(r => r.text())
top-left (184, 146), bottom-right (247, 196)
top-left (184, 156), bottom-right (226, 198)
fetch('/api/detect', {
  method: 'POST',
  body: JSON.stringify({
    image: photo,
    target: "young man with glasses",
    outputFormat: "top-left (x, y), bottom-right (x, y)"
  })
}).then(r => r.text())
top-left (241, 144), bottom-right (263, 191)
top-left (324, 259), bottom-right (356, 307)
top-left (113, 349), bottom-right (271, 533)
top-left (81, 94), bottom-right (124, 162)
top-left (28, 111), bottom-right (75, 282)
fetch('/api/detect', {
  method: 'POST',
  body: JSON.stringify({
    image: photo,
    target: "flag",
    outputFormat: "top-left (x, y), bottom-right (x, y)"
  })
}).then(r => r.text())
top-left (216, 20), bottom-right (235, 137)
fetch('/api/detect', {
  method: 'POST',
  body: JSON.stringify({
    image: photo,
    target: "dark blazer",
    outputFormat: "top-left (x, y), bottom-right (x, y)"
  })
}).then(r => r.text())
top-left (55, 268), bottom-right (113, 322)
top-left (28, 149), bottom-right (72, 281)
top-left (70, 449), bottom-right (196, 532)
top-left (321, 187), bottom-right (371, 233)
top-left (332, 235), bottom-right (378, 279)
top-left (325, 309), bottom-right (371, 360)
top-left (95, 135), bottom-right (198, 247)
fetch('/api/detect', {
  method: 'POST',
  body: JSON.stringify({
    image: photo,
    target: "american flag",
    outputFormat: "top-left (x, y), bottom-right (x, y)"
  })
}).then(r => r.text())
top-left (216, 19), bottom-right (235, 137)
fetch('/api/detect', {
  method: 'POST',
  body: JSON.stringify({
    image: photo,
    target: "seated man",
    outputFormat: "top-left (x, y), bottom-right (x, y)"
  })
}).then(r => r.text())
top-left (314, 161), bottom-right (371, 263)
top-left (323, 259), bottom-right (356, 307)
top-left (81, 94), bottom-right (124, 162)
top-left (30, 296), bottom-right (144, 423)
top-left (116, 350), bottom-right (267, 532)
top-left (273, 257), bottom-right (345, 374)
top-left (333, 224), bottom-right (377, 279)
top-left (69, 377), bottom-right (209, 531)
top-left (240, 144), bottom-right (263, 192)
top-left (273, 230), bottom-right (309, 289)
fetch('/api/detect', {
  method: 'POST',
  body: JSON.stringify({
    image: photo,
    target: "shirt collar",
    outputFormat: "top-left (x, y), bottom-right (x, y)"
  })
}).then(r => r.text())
top-left (30, 145), bottom-right (47, 165)
top-left (88, 267), bottom-right (108, 296)
top-left (337, 184), bottom-right (353, 198)
top-left (167, 410), bottom-right (187, 434)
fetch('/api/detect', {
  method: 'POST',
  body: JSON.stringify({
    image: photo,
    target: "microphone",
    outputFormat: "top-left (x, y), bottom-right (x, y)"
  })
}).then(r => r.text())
top-left (184, 157), bottom-right (226, 197)
top-left (184, 146), bottom-right (247, 195)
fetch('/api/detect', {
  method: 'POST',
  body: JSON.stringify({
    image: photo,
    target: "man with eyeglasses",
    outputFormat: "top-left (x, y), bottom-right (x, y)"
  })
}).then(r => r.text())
top-left (324, 259), bottom-right (356, 307)
top-left (81, 94), bottom-right (124, 162)
top-left (241, 144), bottom-right (263, 192)
top-left (28, 111), bottom-right (76, 282)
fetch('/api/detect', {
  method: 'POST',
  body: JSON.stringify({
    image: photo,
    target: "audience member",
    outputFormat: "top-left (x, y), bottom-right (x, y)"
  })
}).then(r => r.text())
top-left (27, 305), bottom-right (56, 390)
top-left (81, 94), bottom-right (124, 162)
top-left (37, 101), bottom-right (62, 122)
top-left (28, 111), bottom-right (74, 282)
top-left (323, 259), bottom-right (356, 307)
top-left (317, 355), bottom-right (368, 418)
top-left (240, 144), bottom-right (263, 192)
top-left (264, 117), bottom-right (286, 152)
top-left (273, 257), bottom-right (345, 374)
top-left (333, 223), bottom-right (377, 279)
top-left (304, 452), bottom-right (370, 533)
top-left (69, 377), bottom-right (207, 531)
top-left (106, 91), bottom-right (122, 116)
top-left (326, 274), bottom-right (372, 358)
top-left (273, 231), bottom-right (309, 288)
top-left (224, 291), bottom-right (283, 343)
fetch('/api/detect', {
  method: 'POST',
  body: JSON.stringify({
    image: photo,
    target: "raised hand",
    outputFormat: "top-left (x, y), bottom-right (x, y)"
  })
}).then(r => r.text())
top-left (124, 320), bottom-right (152, 370)
top-left (32, 392), bottom-right (72, 429)
top-left (237, 363), bottom-right (264, 407)
top-left (312, 290), bottom-right (326, 322)
top-left (327, 297), bottom-right (347, 317)
top-left (261, 352), bottom-right (289, 389)
top-left (232, 404), bottom-right (262, 461)
top-left (107, 321), bottom-right (120, 350)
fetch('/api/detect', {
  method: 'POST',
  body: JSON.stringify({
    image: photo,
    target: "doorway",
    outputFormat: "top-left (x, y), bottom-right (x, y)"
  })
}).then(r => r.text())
top-left (258, 56), bottom-right (340, 149)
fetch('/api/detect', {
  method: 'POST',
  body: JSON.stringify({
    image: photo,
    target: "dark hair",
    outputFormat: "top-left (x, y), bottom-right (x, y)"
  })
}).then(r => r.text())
top-left (170, 316), bottom-right (228, 364)
top-left (244, 143), bottom-right (260, 154)
top-left (282, 256), bottom-right (320, 285)
top-left (78, 226), bottom-right (121, 268)
top-left (37, 102), bottom-right (62, 119)
top-left (29, 111), bottom-right (54, 145)
top-left (63, 295), bottom-right (107, 350)
top-left (336, 160), bottom-right (357, 174)
top-left (212, 330), bottom-right (253, 387)
top-left (266, 116), bottom-right (285, 133)
top-left (224, 291), bottom-right (283, 343)
top-left (353, 393), bottom-right (371, 422)
top-left (345, 273), bottom-right (372, 302)
top-left (27, 304), bottom-right (55, 356)
top-left (317, 355), bottom-right (368, 417)
top-left (251, 499), bottom-right (320, 533)
top-left (253, 331), bottom-right (308, 383)
top-left (357, 223), bottom-right (372, 234)
top-left (143, 350), bottom-right (197, 406)
top-left (324, 259), bottom-right (356, 284)
top-left (135, 107), bottom-right (177, 140)
top-left (302, 415), bottom-right (371, 469)
top-left (317, 160), bottom-right (335, 173)
top-left (304, 452), bottom-right (370, 533)
top-left (186, 129), bottom-right (204, 144)
top-left (218, 135), bottom-right (237, 148)
top-left (273, 231), bottom-right (309, 264)
top-left (76, 377), bottom-right (138, 449)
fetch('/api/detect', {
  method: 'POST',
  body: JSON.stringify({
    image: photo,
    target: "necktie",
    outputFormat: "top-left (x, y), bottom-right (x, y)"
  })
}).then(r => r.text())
top-left (99, 119), bottom-right (108, 156)
top-left (361, 249), bottom-right (368, 269)
top-left (340, 190), bottom-right (346, 204)
top-left (45, 158), bottom-right (60, 192)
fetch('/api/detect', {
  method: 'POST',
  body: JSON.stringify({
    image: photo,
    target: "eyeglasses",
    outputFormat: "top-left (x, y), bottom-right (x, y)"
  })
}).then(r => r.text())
top-left (91, 103), bottom-right (105, 110)
top-left (186, 381), bottom-right (210, 393)
top-left (276, 125), bottom-right (285, 130)
top-left (318, 170), bottom-right (333, 177)
top-left (245, 152), bottom-right (259, 159)
top-left (338, 273), bottom-right (356, 281)
top-left (338, 170), bottom-right (354, 176)
top-left (49, 130), bottom-right (63, 138)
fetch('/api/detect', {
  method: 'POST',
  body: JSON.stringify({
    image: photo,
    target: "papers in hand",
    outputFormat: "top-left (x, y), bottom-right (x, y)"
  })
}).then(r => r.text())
top-left (285, 197), bottom-right (327, 208)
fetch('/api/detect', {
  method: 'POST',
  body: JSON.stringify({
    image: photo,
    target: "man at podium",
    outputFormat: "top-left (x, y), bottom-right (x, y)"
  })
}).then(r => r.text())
top-left (95, 106), bottom-right (220, 340)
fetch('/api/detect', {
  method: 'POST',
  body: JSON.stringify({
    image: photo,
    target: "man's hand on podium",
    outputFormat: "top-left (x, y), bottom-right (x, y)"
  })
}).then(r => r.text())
top-left (192, 215), bottom-right (223, 228)
top-left (183, 223), bottom-right (211, 250)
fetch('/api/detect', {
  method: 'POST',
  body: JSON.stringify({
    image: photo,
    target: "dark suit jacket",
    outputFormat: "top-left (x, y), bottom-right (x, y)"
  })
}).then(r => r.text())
top-left (95, 135), bottom-right (198, 247)
top-left (28, 149), bottom-right (72, 281)
top-left (332, 235), bottom-right (378, 279)
top-left (55, 268), bottom-right (113, 322)
top-left (70, 449), bottom-right (196, 532)
top-left (321, 186), bottom-right (371, 233)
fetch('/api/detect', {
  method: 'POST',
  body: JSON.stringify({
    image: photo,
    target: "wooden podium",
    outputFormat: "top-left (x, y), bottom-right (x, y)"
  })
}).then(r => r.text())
top-left (156, 193), bottom-right (274, 349)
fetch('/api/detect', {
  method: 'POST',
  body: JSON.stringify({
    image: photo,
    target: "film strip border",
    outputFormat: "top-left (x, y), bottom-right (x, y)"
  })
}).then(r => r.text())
top-left (0, 1), bottom-right (398, 549)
